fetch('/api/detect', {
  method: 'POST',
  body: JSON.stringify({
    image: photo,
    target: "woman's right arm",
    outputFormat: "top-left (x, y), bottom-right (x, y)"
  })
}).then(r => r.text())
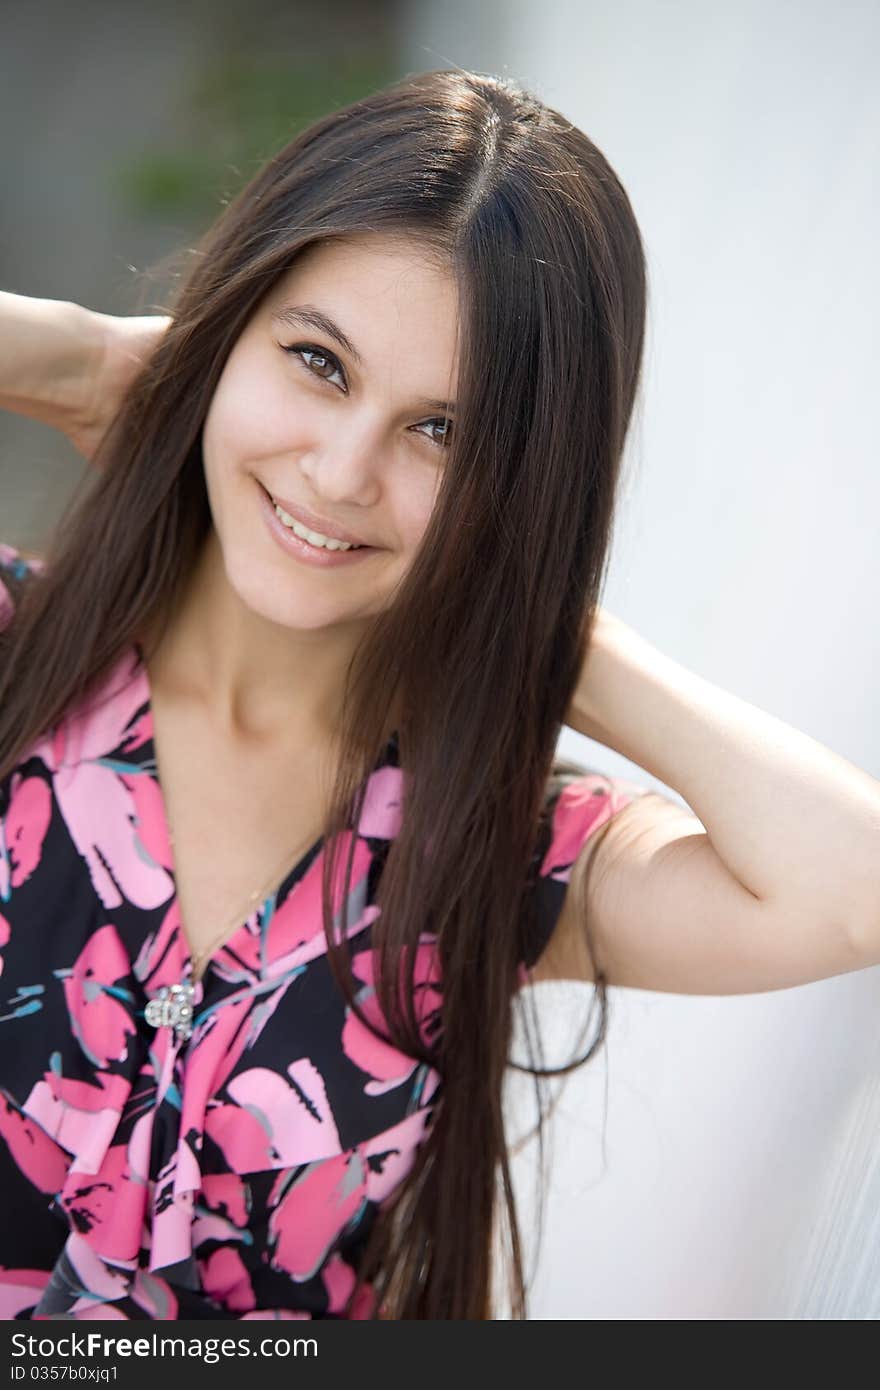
top-left (0, 291), bottom-right (170, 464)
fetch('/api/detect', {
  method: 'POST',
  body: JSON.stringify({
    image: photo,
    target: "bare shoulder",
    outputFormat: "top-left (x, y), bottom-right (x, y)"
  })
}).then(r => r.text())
top-left (529, 787), bottom-right (861, 996)
top-left (529, 790), bottom-right (704, 986)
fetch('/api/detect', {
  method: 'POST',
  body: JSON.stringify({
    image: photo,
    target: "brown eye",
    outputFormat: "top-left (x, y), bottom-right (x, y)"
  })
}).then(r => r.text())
top-left (284, 344), bottom-right (346, 390)
top-left (304, 351), bottom-right (334, 378)
top-left (415, 418), bottom-right (454, 449)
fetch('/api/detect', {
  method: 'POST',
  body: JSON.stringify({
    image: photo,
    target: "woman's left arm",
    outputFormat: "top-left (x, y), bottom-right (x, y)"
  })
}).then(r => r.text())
top-left (559, 608), bottom-right (880, 993)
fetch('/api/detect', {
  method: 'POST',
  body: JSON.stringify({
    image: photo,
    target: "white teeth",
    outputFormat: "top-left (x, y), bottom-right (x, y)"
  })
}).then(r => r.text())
top-left (272, 501), bottom-right (361, 550)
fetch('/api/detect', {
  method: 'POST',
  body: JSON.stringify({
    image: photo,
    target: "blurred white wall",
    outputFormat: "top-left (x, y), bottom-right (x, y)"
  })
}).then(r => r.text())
top-left (402, 0), bottom-right (880, 1318)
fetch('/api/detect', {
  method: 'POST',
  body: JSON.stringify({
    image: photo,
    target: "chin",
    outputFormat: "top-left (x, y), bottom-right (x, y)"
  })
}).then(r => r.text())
top-left (226, 566), bottom-right (366, 633)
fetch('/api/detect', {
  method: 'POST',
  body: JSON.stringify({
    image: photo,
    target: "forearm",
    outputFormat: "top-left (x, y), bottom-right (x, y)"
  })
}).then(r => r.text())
top-left (0, 291), bottom-right (103, 434)
top-left (567, 612), bottom-right (880, 938)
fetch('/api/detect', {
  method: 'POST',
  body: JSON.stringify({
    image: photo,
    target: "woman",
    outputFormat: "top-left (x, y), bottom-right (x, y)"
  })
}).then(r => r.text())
top-left (1, 68), bottom-right (877, 1321)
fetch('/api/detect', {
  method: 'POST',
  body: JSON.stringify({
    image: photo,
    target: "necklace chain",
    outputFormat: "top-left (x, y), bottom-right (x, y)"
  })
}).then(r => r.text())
top-left (170, 825), bottom-right (325, 977)
top-left (147, 669), bottom-right (342, 981)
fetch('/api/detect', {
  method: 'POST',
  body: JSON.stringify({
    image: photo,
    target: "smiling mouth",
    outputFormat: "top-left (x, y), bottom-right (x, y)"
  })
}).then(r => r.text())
top-left (259, 482), bottom-right (374, 551)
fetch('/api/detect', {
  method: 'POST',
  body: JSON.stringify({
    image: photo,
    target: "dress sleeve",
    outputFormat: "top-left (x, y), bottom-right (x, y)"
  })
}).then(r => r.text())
top-left (518, 760), bottom-right (649, 975)
top-left (0, 543), bottom-right (43, 630)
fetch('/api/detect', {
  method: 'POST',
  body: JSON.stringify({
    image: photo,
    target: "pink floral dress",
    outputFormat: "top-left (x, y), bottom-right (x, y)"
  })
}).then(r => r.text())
top-left (0, 543), bottom-right (640, 1320)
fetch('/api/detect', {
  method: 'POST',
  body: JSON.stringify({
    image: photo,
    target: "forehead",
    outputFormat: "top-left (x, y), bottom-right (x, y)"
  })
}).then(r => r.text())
top-left (272, 232), bottom-right (455, 300)
top-left (263, 235), bottom-right (461, 382)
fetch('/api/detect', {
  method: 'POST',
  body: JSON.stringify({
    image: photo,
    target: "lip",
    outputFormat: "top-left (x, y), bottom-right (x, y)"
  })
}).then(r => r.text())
top-left (260, 485), bottom-right (370, 547)
top-left (258, 483), bottom-right (378, 568)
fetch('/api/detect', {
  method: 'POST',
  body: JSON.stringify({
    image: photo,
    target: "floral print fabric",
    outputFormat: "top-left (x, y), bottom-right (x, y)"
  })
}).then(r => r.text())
top-left (0, 543), bottom-right (639, 1320)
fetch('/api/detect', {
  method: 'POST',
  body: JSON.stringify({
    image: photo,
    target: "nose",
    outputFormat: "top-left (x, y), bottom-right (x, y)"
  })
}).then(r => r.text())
top-left (297, 411), bottom-right (383, 507)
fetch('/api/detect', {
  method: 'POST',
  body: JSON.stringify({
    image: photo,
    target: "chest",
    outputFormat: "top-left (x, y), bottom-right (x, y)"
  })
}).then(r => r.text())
top-left (149, 696), bottom-right (333, 978)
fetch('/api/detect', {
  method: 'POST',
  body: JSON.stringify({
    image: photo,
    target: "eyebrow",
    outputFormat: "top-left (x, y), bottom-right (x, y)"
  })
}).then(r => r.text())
top-left (269, 301), bottom-right (456, 415)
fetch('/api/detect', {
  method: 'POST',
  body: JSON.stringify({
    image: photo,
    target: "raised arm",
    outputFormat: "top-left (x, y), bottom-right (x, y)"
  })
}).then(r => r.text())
top-left (0, 290), bottom-right (170, 463)
top-left (542, 608), bottom-right (880, 994)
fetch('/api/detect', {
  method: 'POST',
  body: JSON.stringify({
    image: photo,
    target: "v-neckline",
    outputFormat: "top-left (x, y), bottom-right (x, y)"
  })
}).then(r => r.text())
top-left (131, 641), bottom-right (397, 985)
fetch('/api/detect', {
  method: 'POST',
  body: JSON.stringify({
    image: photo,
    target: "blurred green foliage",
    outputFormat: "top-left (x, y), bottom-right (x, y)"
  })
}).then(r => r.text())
top-left (115, 48), bottom-right (400, 221)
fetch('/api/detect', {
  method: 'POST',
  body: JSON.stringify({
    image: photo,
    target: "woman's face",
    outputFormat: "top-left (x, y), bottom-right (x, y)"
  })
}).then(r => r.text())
top-left (201, 233), bottom-right (460, 633)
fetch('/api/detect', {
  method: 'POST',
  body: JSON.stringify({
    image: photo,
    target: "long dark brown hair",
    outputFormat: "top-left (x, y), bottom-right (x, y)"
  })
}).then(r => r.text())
top-left (0, 68), bottom-right (647, 1317)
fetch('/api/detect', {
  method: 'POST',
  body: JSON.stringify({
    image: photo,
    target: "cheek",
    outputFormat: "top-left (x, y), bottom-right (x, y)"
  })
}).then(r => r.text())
top-left (203, 367), bottom-right (306, 475)
top-left (393, 471), bottom-right (443, 553)
top-left (202, 382), bottom-right (249, 484)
